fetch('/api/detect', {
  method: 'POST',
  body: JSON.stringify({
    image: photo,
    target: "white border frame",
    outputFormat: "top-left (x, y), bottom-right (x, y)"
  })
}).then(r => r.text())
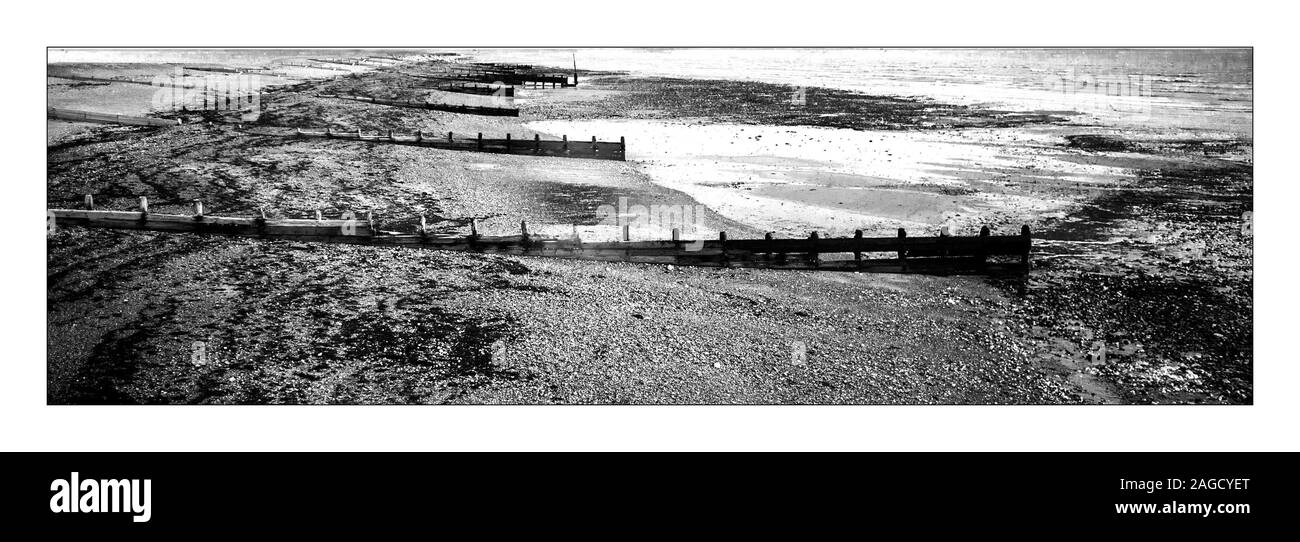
top-left (8, 0), bottom-right (1289, 451)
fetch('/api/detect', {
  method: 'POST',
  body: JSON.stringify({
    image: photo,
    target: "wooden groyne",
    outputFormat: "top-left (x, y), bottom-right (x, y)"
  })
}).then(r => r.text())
top-left (277, 61), bottom-right (352, 73)
top-left (312, 57), bottom-right (405, 67)
top-left (48, 202), bottom-right (1031, 276)
top-left (293, 128), bottom-right (626, 161)
top-left (50, 72), bottom-right (242, 90)
top-left (47, 73), bottom-right (155, 87)
top-left (308, 58), bottom-right (367, 67)
top-left (430, 82), bottom-right (515, 97)
top-left (396, 73), bottom-right (516, 96)
top-left (182, 66), bottom-right (252, 74)
top-left (428, 64), bottom-right (575, 87)
top-left (451, 72), bottom-right (571, 88)
top-left (318, 93), bottom-right (518, 117)
top-left (48, 107), bottom-right (181, 127)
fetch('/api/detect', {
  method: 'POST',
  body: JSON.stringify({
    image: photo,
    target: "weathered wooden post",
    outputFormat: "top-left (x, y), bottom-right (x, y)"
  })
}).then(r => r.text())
top-left (853, 229), bottom-right (863, 266)
top-left (938, 225), bottom-right (951, 269)
top-left (415, 130), bottom-right (422, 142)
top-left (315, 209), bottom-right (323, 221)
top-left (178, 69), bottom-right (187, 112)
top-left (520, 219), bottom-right (530, 243)
top-left (672, 227), bottom-right (680, 242)
top-left (505, 133), bottom-right (512, 152)
top-left (535, 133), bottom-right (541, 154)
top-left (978, 225), bottom-right (991, 271)
top-left (447, 131), bottom-right (453, 142)
top-left (562, 134), bottom-right (568, 151)
top-left (1021, 224), bottom-right (1032, 276)
top-left (591, 136), bottom-right (598, 153)
top-left (619, 136), bottom-right (626, 154)
top-left (718, 231), bottom-right (728, 264)
top-left (622, 224), bottom-right (631, 242)
top-left (366, 211), bottom-right (375, 238)
top-left (255, 207), bottom-right (267, 234)
top-left (897, 228), bottom-right (908, 272)
top-left (387, 129), bottom-right (393, 140)
top-left (477, 132), bottom-right (483, 151)
top-left (419, 214), bottom-right (428, 235)
top-left (193, 201), bottom-right (204, 218)
top-left (84, 194), bottom-right (94, 210)
top-left (764, 231), bottom-right (775, 262)
top-left (139, 197), bottom-right (149, 216)
top-left (808, 231), bottom-right (821, 267)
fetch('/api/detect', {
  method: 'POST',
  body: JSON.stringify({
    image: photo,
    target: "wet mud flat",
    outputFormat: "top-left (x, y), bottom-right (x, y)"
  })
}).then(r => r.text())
top-left (1011, 138), bottom-right (1252, 404)
top-left (528, 73), bottom-right (1072, 130)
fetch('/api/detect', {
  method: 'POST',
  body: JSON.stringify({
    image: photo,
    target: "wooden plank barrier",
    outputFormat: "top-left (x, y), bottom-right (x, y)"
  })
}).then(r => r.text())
top-left (318, 93), bottom-right (519, 117)
top-left (307, 58), bottom-right (365, 67)
top-left (48, 203), bottom-right (1031, 277)
top-left (182, 66), bottom-right (251, 74)
top-left (46, 73), bottom-right (156, 87)
top-left (413, 63), bottom-right (575, 87)
top-left (436, 67), bottom-right (572, 87)
top-left (395, 74), bottom-right (516, 97)
top-left (293, 127), bottom-right (626, 161)
top-left (47, 107), bottom-right (181, 127)
top-left (277, 61), bottom-right (352, 73)
top-left (50, 72), bottom-right (237, 90)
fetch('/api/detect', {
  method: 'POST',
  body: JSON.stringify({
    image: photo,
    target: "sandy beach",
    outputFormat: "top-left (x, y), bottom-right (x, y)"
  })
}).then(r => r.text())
top-left (46, 48), bottom-right (1252, 404)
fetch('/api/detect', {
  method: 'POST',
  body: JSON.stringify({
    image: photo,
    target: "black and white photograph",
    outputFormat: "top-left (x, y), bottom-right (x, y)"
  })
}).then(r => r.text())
top-left (45, 46), bottom-right (1252, 405)
top-left (6, 1), bottom-right (1299, 531)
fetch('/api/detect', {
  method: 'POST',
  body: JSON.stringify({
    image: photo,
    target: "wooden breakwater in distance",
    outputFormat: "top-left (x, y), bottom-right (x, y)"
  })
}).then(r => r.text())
top-left (436, 64), bottom-right (574, 87)
top-left (396, 74), bottom-right (517, 97)
top-left (456, 73), bottom-right (570, 88)
top-left (48, 201), bottom-right (1031, 277)
top-left (294, 128), bottom-right (627, 161)
top-left (277, 61), bottom-right (353, 73)
top-left (329, 57), bottom-right (404, 67)
top-left (318, 93), bottom-right (519, 117)
top-left (182, 65), bottom-right (252, 74)
top-left (50, 72), bottom-right (244, 90)
top-left (48, 107), bottom-right (181, 127)
top-left (431, 82), bottom-right (515, 97)
top-left (47, 73), bottom-right (156, 87)
top-left (308, 58), bottom-right (368, 67)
